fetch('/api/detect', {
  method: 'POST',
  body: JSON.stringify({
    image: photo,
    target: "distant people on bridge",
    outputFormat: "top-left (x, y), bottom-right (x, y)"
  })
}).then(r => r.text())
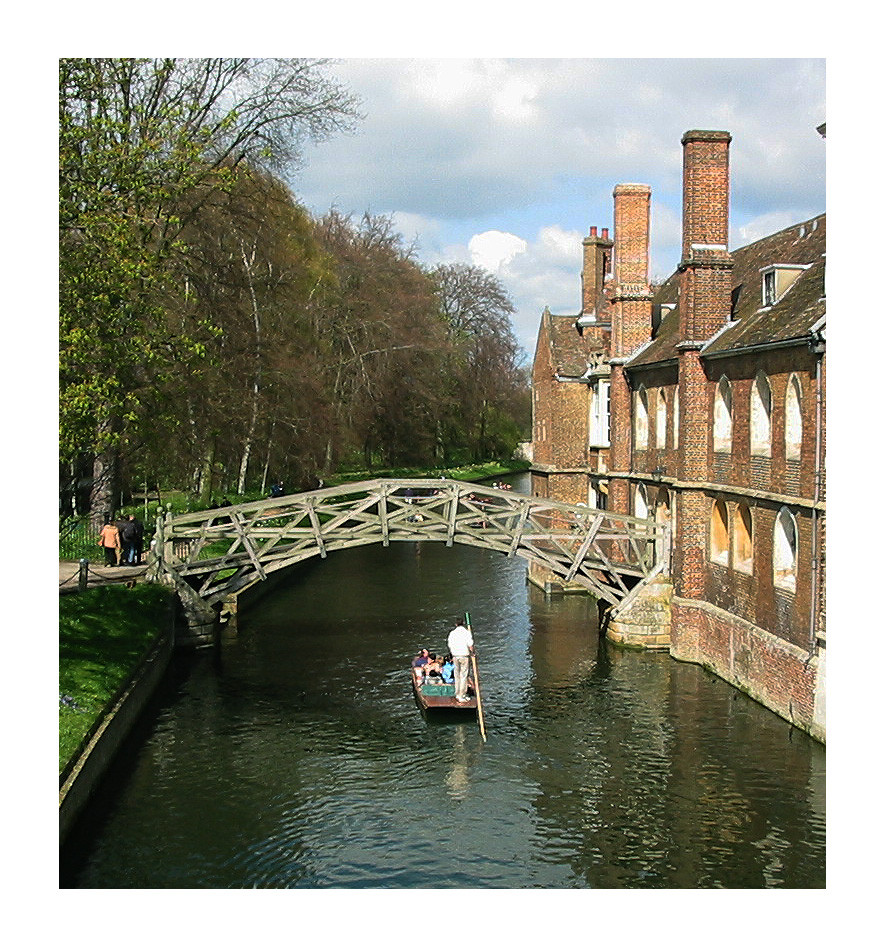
top-left (121, 514), bottom-right (144, 565)
top-left (270, 481), bottom-right (285, 498)
top-left (97, 517), bottom-right (120, 566)
top-left (447, 619), bottom-right (474, 703)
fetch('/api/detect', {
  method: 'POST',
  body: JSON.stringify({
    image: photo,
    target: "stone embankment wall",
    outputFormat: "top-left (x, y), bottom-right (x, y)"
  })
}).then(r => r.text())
top-left (59, 613), bottom-right (176, 845)
top-left (670, 597), bottom-right (825, 743)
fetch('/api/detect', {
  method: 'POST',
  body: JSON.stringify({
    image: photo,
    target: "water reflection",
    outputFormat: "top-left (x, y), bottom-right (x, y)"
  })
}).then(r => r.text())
top-left (444, 724), bottom-right (472, 800)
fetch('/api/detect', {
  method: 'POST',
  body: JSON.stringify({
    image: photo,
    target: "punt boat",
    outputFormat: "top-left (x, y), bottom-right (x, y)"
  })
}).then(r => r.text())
top-left (410, 663), bottom-right (477, 713)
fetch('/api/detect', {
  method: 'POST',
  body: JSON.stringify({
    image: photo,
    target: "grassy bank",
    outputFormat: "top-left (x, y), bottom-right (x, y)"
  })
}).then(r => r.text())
top-left (59, 585), bottom-right (171, 775)
top-left (325, 459), bottom-right (529, 487)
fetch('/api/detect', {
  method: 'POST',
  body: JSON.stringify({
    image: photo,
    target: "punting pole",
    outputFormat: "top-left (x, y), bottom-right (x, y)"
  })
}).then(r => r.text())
top-left (465, 611), bottom-right (487, 742)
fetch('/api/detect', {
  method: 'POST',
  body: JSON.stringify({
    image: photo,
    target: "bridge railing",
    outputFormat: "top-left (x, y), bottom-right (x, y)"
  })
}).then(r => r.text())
top-left (149, 479), bottom-right (668, 610)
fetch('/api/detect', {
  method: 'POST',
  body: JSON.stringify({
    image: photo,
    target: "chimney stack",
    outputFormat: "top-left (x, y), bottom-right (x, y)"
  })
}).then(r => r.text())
top-left (581, 225), bottom-right (613, 316)
top-left (678, 130), bottom-right (733, 343)
top-left (610, 183), bottom-right (653, 357)
top-left (673, 130), bottom-right (735, 586)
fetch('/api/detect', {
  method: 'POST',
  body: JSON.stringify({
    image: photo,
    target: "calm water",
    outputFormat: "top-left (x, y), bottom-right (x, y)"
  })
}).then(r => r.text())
top-left (60, 475), bottom-right (825, 888)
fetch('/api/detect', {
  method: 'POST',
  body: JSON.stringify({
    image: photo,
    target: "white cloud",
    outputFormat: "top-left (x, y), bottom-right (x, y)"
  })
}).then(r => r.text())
top-left (468, 230), bottom-right (527, 272)
top-left (491, 74), bottom-right (539, 122)
top-left (468, 225), bottom-right (586, 358)
top-left (533, 225), bottom-right (583, 267)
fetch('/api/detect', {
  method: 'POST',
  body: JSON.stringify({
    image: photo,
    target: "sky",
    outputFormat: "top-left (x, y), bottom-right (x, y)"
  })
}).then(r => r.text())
top-left (288, 58), bottom-right (826, 358)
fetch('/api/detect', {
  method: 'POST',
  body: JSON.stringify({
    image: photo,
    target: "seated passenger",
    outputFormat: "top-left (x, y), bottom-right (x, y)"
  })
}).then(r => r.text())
top-left (441, 653), bottom-right (455, 684)
top-left (412, 648), bottom-right (430, 668)
top-left (424, 653), bottom-right (443, 682)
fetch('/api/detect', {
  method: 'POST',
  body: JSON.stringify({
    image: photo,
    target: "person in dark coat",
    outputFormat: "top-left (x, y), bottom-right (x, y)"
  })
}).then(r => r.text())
top-left (121, 514), bottom-right (145, 565)
top-left (114, 513), bottom-right (129, 566)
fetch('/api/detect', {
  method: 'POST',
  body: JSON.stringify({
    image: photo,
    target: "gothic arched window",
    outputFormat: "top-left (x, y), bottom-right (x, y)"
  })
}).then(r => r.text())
top-left (785, 374), bottom-right (803, 461)
top-left (713, 376), bottom-right (732, 453)
top-left (673, 388), bottom-right (680, 449)
top-left (774, 507), bottom-right (798, 592)
top-left (750, 372), bottom-right (772, 457)
top-left (635, 386), bottom-right (649, 450)
top-left (734, 504), bottom-right (753, 573)
top-left (710, 499), bottom-right (729, 565)
top-left (656, 389), bottom-right (667, 448)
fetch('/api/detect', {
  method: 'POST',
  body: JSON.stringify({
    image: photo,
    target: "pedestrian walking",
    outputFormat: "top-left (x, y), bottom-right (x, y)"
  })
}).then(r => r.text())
top-left (121, 514), bottom-right (144, 565)
top-left (114, 513), bottom-right (128, 567)
top-left (97, 517), bottom-right (120, 567)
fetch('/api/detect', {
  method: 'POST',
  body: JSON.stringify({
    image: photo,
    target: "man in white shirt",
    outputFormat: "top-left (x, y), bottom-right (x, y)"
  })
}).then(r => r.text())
top-left (447, 619), bottom-right (474, 703)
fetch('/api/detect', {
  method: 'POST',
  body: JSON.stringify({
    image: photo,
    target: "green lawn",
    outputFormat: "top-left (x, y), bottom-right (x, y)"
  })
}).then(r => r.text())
top-left (59, 585), bottom-right (171, 776)
top-left (326, 460), bottom-right (529, 486)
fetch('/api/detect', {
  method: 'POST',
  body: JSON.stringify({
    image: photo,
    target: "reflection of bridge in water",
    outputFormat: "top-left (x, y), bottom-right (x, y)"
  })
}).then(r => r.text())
top-left (148, 479), bottom-right (670, 621)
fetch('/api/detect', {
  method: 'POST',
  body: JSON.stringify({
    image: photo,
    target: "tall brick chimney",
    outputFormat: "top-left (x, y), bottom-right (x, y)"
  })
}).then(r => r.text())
top-left (678, 130), bottom-right (733, 342)
top-left (610, 184), bottom-right (653, 357)
top-left (581, 226), bottom-right (613, 316)
top-left (606, 184), bottom-right (653, 518)
top-left (673, 130), bottom-right (734, 598)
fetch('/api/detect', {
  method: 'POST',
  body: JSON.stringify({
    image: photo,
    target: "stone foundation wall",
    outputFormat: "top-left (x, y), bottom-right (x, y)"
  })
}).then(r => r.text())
top-left (671, 596), bottom-right (824, 743)
top-left (606, 579), bottom-right (672, 649)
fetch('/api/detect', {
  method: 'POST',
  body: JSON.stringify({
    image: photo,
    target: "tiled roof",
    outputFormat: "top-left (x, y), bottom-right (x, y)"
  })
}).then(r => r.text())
top-left (545, 310), bottom-right (610, 378)
top-left (626, 214), bottom-right (826, 369)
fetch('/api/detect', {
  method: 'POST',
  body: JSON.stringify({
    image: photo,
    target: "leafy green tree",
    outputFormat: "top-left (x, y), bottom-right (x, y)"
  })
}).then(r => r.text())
top-left (59, 58), bottom-right (359, 520)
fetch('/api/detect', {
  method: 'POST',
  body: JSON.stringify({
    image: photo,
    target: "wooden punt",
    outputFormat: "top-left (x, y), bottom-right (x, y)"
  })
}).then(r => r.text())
top-left (410, 664), bottom-right (477, 713)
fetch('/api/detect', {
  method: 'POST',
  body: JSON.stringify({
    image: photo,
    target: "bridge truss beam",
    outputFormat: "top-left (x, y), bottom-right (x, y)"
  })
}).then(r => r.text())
top-left (148, 479), bottom-right (669, 613)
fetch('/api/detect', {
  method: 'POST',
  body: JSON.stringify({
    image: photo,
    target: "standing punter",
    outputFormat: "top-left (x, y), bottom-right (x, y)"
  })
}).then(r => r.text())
top-left (447, 617), bottom-right (474, 703)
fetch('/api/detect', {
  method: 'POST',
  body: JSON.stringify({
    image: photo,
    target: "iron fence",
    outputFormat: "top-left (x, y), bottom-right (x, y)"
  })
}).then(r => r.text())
top-left (59, 516), bottom-right (156, 562)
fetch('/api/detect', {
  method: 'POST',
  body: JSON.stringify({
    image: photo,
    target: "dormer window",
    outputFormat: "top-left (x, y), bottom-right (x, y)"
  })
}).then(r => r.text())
top-left (652, 302), bottom-right (675, 334)
top-left (760, 263), bottom-right (810, 307)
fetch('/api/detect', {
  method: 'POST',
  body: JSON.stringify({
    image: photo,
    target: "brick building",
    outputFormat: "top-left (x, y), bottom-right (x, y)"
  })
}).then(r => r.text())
top-left (530, 129), bottom-right (826, 742)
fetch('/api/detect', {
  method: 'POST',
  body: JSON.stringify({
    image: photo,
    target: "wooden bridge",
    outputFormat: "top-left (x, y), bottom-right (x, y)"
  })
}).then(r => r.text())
top-left (147, 479), bottom-right (670, 623)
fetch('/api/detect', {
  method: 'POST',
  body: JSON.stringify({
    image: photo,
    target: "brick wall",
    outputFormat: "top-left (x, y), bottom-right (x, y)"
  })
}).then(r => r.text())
top-left (611, 185), bottom-right (653, 358)
top-left (677, 351), bottom-right (710, 482)
top-left (671, 598), bottom-right (822, 741)
top-left (531, 317), bottom-right (555, 467)
top-left (681, 130), bottom-right (731, 257)
top-left (702, 347), bottom-right (819, 497)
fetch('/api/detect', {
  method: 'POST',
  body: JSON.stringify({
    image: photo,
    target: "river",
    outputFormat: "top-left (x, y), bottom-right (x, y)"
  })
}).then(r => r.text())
top-left (60, 473), bottom-right (825, 888)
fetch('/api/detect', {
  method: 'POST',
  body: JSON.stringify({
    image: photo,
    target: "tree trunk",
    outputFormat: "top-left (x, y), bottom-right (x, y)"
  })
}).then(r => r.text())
top-left (237, 439), bottom-right (251, 496)
top-left (237, 238), bottom-right (262, 497)
top-left (89, 418), bottom-right (120, 531)
top-left (198, 439), bottom-right (215, 508)
top-left (260, 420), bottom-right (275, 495)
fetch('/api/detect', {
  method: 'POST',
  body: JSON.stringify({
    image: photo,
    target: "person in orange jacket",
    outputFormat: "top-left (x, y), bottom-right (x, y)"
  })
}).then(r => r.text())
top-left (97, 517), bottom-right (120, 566)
